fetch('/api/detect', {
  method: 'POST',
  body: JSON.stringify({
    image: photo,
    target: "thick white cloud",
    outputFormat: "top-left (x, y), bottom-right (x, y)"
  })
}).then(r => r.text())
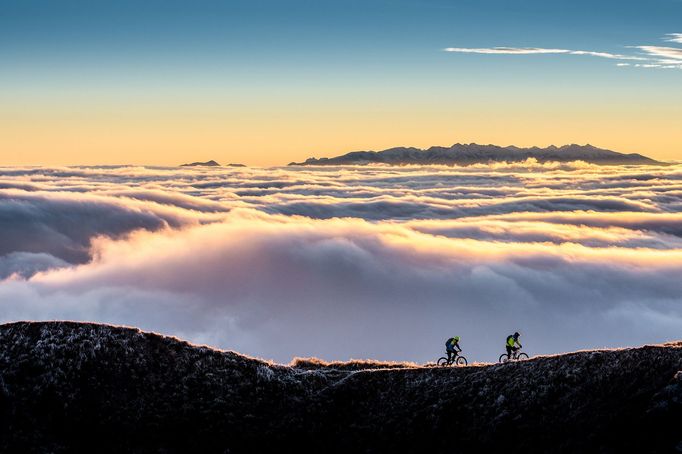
top-left (1, 163), bottom-right (682, 363)
top-left (2, 211), bottom-right (682, 363)
top-left (0, 189), bottom-right (224, 268)
top-left (0, 252), bottom-right (69, 279)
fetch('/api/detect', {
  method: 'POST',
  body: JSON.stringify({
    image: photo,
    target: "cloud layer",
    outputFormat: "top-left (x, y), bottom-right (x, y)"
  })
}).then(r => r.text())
top-left (1, 162), bottom-right (682, 363)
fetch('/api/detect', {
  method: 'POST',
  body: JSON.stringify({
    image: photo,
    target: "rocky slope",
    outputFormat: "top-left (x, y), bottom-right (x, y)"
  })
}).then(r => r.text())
top-left (0, 321), bottom-right (680, 453)
top-left (289, 143), bottom-right (662, 166)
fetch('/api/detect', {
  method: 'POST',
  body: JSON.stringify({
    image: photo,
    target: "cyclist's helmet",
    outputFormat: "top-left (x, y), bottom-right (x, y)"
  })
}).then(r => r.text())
top-left (454, 336), bottom-right (460, 342)
top-left (513, 332), bottom-right (520, 338)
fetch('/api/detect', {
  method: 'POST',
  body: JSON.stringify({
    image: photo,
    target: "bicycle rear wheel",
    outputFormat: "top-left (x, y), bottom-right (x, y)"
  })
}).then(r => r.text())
top-left (498, 353), bottom-right (509, 363)
top-left (456, 356), bottom-right (468, 366)
top-left (517, 353), bottom-right (529, 361)
top-left (437, 357), bottom-right (449, 366)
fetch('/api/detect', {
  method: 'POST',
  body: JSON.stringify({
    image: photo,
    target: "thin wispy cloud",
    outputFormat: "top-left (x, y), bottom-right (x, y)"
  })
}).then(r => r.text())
top-left (443, 47), bottom-right (570, 55)
top-left (569, 50), bottom-right (644, 60)
top-left (443, 47), bottom-right (645, 61)
top-left (631, 44), bottom-right (682, 69)
top-left (636, 46), bottom-right (682, 61)
top-left (445, 34), bottom-right (682, 70)
top-left (665, 33), bottom-right (682, 44)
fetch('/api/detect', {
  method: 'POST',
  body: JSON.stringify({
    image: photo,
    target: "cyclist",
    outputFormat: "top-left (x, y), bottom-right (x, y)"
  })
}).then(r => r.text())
top-left (506, 332), bottom-right (522, 359)
top-left (445, 336), bottom-right (462, 363)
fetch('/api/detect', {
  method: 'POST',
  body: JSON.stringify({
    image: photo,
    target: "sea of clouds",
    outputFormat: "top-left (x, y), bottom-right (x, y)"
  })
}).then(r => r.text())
top-left (1, 161), bottom-right (682, 363)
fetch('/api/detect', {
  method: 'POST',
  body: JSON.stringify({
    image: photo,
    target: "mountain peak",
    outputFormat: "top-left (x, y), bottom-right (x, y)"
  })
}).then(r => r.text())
top-left (180, 160), bottom-right (221, 167)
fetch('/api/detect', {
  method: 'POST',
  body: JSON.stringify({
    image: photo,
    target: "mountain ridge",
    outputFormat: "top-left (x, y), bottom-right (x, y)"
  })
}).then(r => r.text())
top-left (289, 143), bottom-right (663, 166)
top-left (0, 321), bottom-right (680, 453)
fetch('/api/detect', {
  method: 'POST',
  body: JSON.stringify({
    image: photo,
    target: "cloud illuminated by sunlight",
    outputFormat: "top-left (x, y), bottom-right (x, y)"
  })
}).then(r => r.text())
top-left (1, 163), bottom-right (682, 363)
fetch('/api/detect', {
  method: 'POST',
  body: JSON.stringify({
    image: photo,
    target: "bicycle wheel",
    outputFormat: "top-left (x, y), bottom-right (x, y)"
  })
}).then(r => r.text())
top-left (456, 356), bottom-right (468, 366)
top-left (517, 353), bottom-right (529, 361)
top-left (437, 357), bottom-right (449, 366)
top-left (498, 353), bottom-right (509, 363)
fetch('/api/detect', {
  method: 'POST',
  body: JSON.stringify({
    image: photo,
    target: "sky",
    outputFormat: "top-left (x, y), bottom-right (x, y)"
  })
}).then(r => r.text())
top-left (2, 162), bottom-right (682, 363)
top-left (1, 0), bottom-right (681, 166)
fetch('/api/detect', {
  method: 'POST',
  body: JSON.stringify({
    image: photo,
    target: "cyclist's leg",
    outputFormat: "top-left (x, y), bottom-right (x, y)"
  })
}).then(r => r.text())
top-left (506, 345), bottom-right (512, 358)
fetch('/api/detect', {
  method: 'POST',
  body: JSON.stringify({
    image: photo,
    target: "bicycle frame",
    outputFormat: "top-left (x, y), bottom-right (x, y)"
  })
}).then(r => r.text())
top-left (510, 349), bottom-right (527, 361)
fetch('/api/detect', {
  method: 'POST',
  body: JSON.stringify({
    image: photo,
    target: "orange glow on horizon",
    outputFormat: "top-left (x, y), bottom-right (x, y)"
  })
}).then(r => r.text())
top-left (2, 103), bottom-right (681, 166)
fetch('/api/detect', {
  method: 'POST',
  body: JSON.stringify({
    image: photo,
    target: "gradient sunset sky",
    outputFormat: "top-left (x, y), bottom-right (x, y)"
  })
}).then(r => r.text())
top-left (2, 0), bottom-right (681, 166)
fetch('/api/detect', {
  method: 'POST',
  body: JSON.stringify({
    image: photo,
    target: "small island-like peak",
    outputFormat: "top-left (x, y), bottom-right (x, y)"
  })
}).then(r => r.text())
top-left (180, 160), bottom-right (221, 167)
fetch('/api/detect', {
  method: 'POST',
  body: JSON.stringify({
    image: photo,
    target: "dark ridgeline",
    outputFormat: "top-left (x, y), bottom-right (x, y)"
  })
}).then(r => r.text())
top-left (289, 143), bottom-right (663, 166)
top-left (0, 321), bottom-right (680, 453)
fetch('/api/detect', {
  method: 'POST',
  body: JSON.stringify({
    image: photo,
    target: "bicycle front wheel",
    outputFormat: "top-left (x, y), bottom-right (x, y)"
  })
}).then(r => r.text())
top-left (437, 357), bottom-right (449, 367)
top-left (498, 354), bottom-right (509, 363)
top-left (456, 356), bottom-right (468, 366)
top-left (517, 353), bottom-right (529, 361)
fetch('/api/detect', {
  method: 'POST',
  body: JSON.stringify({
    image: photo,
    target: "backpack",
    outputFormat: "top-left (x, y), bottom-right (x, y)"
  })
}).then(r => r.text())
top-left (506, 335), bottom-right (514, 346)
top-left (445, 337), bottom-right (455, 347)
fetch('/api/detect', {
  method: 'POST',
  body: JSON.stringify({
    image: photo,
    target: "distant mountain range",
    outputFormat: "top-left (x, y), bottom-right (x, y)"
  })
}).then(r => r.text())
top-left (289, 143), bottom-right (663, 166)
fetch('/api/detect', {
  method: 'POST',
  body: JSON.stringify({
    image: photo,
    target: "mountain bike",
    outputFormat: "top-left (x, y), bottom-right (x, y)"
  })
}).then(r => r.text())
top-left (437, 353), bottom-right (468, 367)
top-left (498, 349), bottom-right (528, 363)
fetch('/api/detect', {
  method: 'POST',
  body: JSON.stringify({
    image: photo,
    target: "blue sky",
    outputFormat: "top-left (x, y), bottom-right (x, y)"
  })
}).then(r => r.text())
top-left (1, 0), bottom-right (681, 164)
top-left (3, 0), bottom-right (679, 59)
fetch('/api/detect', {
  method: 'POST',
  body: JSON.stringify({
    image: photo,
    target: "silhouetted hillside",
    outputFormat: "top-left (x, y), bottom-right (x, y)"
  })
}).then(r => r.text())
top-left (289, 143), bottom-right (663, 166)
top-left (0, 322), bottom-right (680, 453)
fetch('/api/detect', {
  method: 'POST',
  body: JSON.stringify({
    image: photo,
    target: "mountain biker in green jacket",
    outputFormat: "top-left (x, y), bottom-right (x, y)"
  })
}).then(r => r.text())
top-left (506, 332), bottom-right (522, 358)
top-left (445, 336), bottom-right (462, 362)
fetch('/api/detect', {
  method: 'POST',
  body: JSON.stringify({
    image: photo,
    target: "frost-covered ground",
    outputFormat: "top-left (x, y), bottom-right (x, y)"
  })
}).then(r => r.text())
top-left (0, 321), bottom-right (680, 453)
top-left (1, 162), bottom-right (682, 362)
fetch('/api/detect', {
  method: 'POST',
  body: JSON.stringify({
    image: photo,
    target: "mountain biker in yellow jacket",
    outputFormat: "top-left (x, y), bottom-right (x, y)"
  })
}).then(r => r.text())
top-left (445, 336), bottom-right (462, 362)
top-left (506, 332), bottom-right (522, 358)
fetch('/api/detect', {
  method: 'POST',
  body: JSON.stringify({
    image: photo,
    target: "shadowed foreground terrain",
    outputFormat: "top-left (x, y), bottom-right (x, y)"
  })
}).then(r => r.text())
top-left (0, 322), bottom-right (680, 453)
